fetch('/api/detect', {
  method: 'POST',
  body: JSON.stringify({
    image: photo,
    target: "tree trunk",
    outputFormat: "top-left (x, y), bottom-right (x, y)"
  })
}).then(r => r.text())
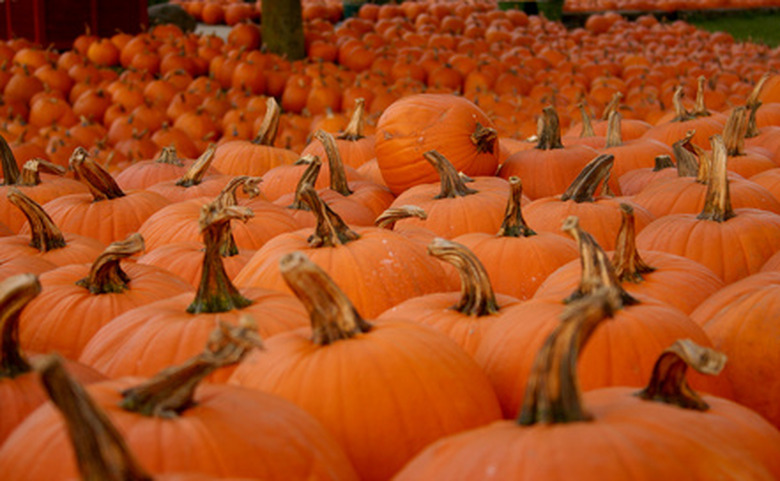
top-left (261, 0), bottom-right (305, 61)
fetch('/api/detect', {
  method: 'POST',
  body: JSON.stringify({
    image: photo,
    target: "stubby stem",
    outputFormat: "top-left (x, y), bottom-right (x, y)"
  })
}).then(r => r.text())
top-left (636, 339), bottom-right (726, 411)
top-left (339, 98), bottom-right (366, 141)
top-left (36, 354), bottom-right (152, 481)
top-left (70, 147), bottom-right (125, 201)
top-left (0, 133), bottom-right (20, 185)
top-left (560, 154), bottom-right (614, 203)
top-left (7, 187), bottom-right (67, 252)
top-left (175, 144), bottom-right (216, 187)
top-left (612, 203), bottom-right (655, 283)
top-left (497, 177), bottom-right (535, 237)
top-left (120, 319), bottom-right (263, 418)
top-left (187, 202), bottom-right (253, 314)
top-left (20, 158), bottom-right (66, 186)
top-left (721, 106), bottom-right (748, 157)
top-left (536, 106), bottom-right (564, 150)
top-left (653, 155), bottom-right (675, 171)
top-left (279, 251), bottom-right (372, 345)
top-left (251, 97), bottom-right (281, 146)
top-left (300, 186), bottom-right (360, 247)
top-left (314, 129), bottom-right (353, 196)
top-left (697, 135), bottom-right (735, 222)
top-left (428, 238), bottom-right (500, 316)
top-left (672, 130), bottom-right (700, 178)
top-left (423, 150), bottom-right (478, 199)
top-left (375, 205), bottom-right (427, 230)
top-left (76, 233), bottom-right (145, 294)
top-left (154, 145), bottom-right (183, 166)
top-left (0, 274), bottom-right (40, 379)
top-left (470, 122), bottom-right (498, 154)
top-left (518, 288), bottom-right (621, 425)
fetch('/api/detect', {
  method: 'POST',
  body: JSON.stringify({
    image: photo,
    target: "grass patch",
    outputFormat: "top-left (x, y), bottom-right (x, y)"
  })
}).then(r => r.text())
top-left (684, 9), bottom-right (780, 47)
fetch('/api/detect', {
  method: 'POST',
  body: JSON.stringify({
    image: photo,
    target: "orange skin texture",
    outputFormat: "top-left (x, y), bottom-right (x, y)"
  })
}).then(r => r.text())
top-left (640, 115), bottom-right (725, 148)
top-left (635, 208), bottom-right (780, 284)
top-left (18, 262), bottom-right (193, 360)
top-left (497, 144), bottom-right (598, 201)
top-left (375, 93), bottom-right (500, 196)
top-left (535, 250), bottom-right (725, 315)
top-left (452, 231), bottom-right (580, 300)
top-left (301, 135), bottom-right (377, 170)
top-left (0, 231), bottom-right (104, 268)
top-left (137, 241), bottom-right (254, 288)
top-left (260, 161), bottom-right (364, 201)
top-left (79, 287), bottom-right (307, 383)
top-left (229, 320), bottom-right (502, 481)
top-left (138, 196), bottom-right (303, 251)
top-left (394, 388), bottom-right (780, 481)
top-left (474, 294), bottom-right (732, 418)
top-left (0, 177), bottom-right (88, 232)
top-left (618, 166), bottom-right (677, 196)
top-left (234, 227), bottom-right (458, 318)
top-left (0, 379), bottom-right (360, 481)
top-left (691, 271), bottom-right (780, 428)
top-left (38, 190), bottom-right (170, 245)
top-left (274, 189), bottom-right (378, 228)
top-left (145, 175), bottom-right (233, 203)
top-left (388, 177), bottom-right (513, 239)
top-left (600, 138), bottom-right (673, 180)
top-left (522, 197), bottom-right (655, 251)
top-left (211, 139), bottom-right (298, 177)
top-left (750, 167), bottom-right (780, 204)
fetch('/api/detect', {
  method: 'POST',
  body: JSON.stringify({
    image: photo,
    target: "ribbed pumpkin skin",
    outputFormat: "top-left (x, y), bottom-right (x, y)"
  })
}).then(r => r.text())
top-left (0, 379), bottom-right (361, 481)
top-left (0, 178), bottom-right (88, 232)
top-left (474, 295), bottom-right (732, 418)
top-left (497, 144), bottom-right (597, 200)
top-left (137, 242), bottom-right (253, 288)
top-left (375, 94), bottom-right (499, 195)
top-left (230, 320), bottom-right (502, 481)
top-left (393, 389), bottom-right (780, 481)
top-left (211, 140), bottom-right (298, 177)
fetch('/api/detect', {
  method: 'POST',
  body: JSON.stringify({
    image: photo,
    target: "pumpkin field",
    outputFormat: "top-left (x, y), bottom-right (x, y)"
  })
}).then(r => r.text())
top-left (1, 0), bottom-right (780, 479)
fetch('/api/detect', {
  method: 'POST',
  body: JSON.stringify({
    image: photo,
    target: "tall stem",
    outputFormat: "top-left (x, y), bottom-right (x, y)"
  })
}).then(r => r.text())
top-left (7, 187), bottom-right (67, 252)
top-left (0, 274), bottom-right (40, 379)
top-left (535, 106), bottom-right (564, 150)
top-left (721, 106), bottom-right (748, 157)
top-left (70, 147), bottom-right (125, 201)
top-left (560, 154), bottom-right (614, 203)
top-left (612, 203), bottom-right (655, 283)
top-left (251, 97), bottom-right (281, 146)
top-left (604, 110), bottom-right (623, 148)
top-left (314, 129), bottom-right (352, 196)
top-left (697, 135), bottom-right (734, 222)
top-left (175, 144), bottom-right (216, 187)
top-left (497, 177), bottom-right (535, 237)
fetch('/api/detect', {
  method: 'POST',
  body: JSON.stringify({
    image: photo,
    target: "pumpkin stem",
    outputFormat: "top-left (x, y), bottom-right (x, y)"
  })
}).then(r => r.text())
top-left (209, 175), bottom-right (260, 257)
top-left (560, 154), bottom-right (615, 203)
top-left (174, 144), bottom-right (216, 187)
top-left (497, 177), bottom-right (535, 237)
top-left (672, 130), bottom-right (701, 179)
top-left (577, 102), bottom-right (596, 138)
top-left (612, 203), bottom-right (655, 283)
top-left (652, 154), bottom-right (675, 172)
top-left (7, 187), bottom-right (67, 252)
top-left (0, 274), bottom-right (40, 379)
top-left (288, 155), bottom-right (322, 211)
top-left (20, 158), bottom-right (66, 186)
top-left (279, 251), bottom-right (372, 346)
top-left (0, 133), bottom-right (20, 185)
top-left (154, 145), bottom-right (183, 166)
top-left (76, 233), bottom-right (144, 294)
top-left (535, 106), bottom-right (564, 150)
top-left (301, 186), bottom-right (361, 247)
top-left (187, 202), bottom-right (253, 314)
top-left (745, 73), bottom-right (769, 139)
top-left (70, 147), bottom-right (125, 201)
top-left (636, 339), bottom-right (726, 411)
top-left (690, 76), bottom-right (712, 118)
top-left (721, 106), bottom-right (748, 157)
top-left (428, 238), bottom-right (500, 317)
top-left (424, 150), bottom-right (478, 199)
top-left (518, 288), bottom-right (621, 425)
top-left (314, 129), bottom-right (353, 196)
top-left (600, 92), bottom-right (623, 121)
top-left (670, 87), bottom-right (694, 122)
top-left (470, 122), bottom-right (498, 154)
top-left (375, 205), bottom-right (427, 230)
top-left (562, 215), bottom-right (638, 306)
top-left (339, 98), bottom-right (366, 141)
top-left (697, 135), bottom-right (735, 223)
top-left (250, 97), bottom-right (281, 146)
top-left (604, 110), bottom-right (623, 148)
top-left (120, 318), bottom-right (263, 418)
top-left (35, 354), bottom-right (153, 481)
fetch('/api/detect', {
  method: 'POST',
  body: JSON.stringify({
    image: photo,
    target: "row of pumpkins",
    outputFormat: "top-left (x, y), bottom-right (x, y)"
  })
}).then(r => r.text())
top-left (1, 4), bottom-right (780, 481)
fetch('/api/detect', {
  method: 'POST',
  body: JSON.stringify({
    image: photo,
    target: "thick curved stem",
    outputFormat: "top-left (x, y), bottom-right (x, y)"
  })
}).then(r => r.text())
top-left (560, 154), bottom-right (614, 203)
top-left (721, 106), bottom-right (748, 157)
top-left (670, 87), bottom-right (693, 122)
top-left (375, 205), bottom-right (427, 230)
top-left (289, 155), bottom-right (322, 211)
top-left (745, 74), bottom-right (770, 139)
top-left (251, 97), bottom-right (281, 146)
top-left (300, 186), bottom-right (360, 247)
top-left (471, 122), bottom-right (498, 154)
top-left (518, 288), bottom-right (621, 425)
top-left (600, 92), bottom-right (623, 121)
top-left (20, 158), bottom-right (66, 186)
top-left (0, 274), bottom-right (40, 379)
top-left (423, 150), bottom-right (478, 199)
top-left (698, 135), bottom-right (735, 222)
top-left (187, 202), bottom-right (253, 314)
top-left (314, 130), bottom-right (352, 196)
top-left (339, 98), bottom-right (366, 141)
top-left (428, 238), bottom-right (499, 316)
top-left (691, 76), bottom-right (712, 118)
top-left (636, 339), bottom-right (726, 411)
top-left (535, 106), bottom-right (564, 150)
top-left (577, 102), bottom-right (596, 138)
top-left (120, 319), bottom-right (263, 418)
top-left (76, 233), bottom-right (144, 294)
top-left (7, 187), bottom-right (67, 252)
top-left (280, 251), bottom-right (372, 345)
top-left (604, 110), bottom-right (623, 148)
top-left (70, 147), bottom-right (125, 201)
top-left (175, 144), bottom-right (216, 187)
top-left (497, 177), bottom-right (535, 237)
top-left (672, 130), bottom-right (700, 178)
top-left (612, 203), bottom-right (655, 283)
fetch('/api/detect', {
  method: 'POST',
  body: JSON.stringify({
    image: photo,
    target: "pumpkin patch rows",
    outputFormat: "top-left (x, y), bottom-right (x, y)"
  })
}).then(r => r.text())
top-left (2, 0), bottom-right (780, 479)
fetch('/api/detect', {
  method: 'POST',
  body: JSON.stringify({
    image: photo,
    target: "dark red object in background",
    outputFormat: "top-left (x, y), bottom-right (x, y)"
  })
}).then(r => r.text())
top-left (0, 0), bottom-right (148, 50)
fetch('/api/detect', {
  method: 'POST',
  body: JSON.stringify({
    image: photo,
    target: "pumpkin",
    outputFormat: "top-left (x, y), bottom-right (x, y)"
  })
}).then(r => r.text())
top-left (230, 251), bottom-right (502, 481)
top-left (617, 154), bottom-right (676, 196)
top-left (375, 93), bottom-right (499, 195)
top-left (145, 144), bottom-right (233, 202)
top-left (114, 145), bottom-right (220, 191)
top-left (598, 110), bottom-right (673, 179)
top-left (301, 98), bottom-right (376, 170)
top-left (641, 84), bottom-right (726, 147)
